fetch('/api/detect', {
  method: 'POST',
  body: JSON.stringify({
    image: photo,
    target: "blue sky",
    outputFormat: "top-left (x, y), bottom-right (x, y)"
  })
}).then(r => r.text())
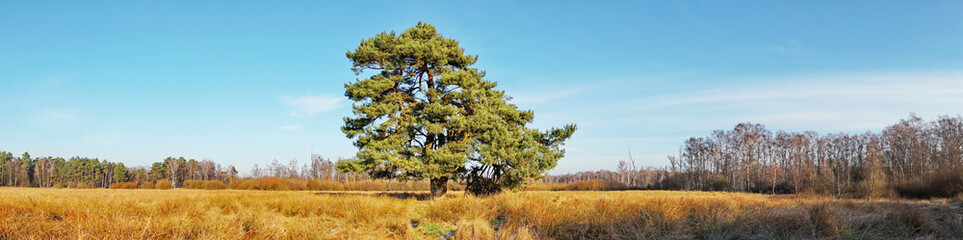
top-left (2, 1), bottom-right (962, 174)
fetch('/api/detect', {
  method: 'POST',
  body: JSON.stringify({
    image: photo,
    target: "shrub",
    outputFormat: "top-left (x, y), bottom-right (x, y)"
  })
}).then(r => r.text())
top-left (307, 179), bottom-right (345, 191)
top-left (155, 179), bottom-right (172, 189)
top-left (706, 175), bottom-right (730, 191)
top-left (201, 180), bottom-right (227, 190)
top-left (183, 179), bottom-right (199, 189)
top-left (854, 178), bottom-right (890, 198)
top-left (658, 173), bottom-right (687, 190)
top-left (231, 177), bottom-right (308, 191)
top-left (929, 167), bottom-right (963, 197)
top-left (284, 178), bottom-right (308, 191)
top-left (524, 182), bottom-right (565, 191)
top-left (894, 167), bottom-right (963, 199)
top-left (234, 177), bottom-right (282, 190)
top-left (183, 180), bottom-right (227, 190)
top-left (109, 182), bottom-right (139, 189)
top-left (345, 180), bottom-right (388, 191)
top-left (559, 179), bottom-right (627, 191)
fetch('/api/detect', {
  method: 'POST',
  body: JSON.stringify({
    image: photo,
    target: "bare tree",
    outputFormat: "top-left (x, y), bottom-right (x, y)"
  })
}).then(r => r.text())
top-left (165, 157), bottom-right (183, 188)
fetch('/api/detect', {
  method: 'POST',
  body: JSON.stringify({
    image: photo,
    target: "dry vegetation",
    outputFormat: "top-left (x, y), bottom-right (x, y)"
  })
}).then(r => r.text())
top-left (2, 188), bottom-right (961, 239)
top-left (108, 178), bottom-right (467, 192)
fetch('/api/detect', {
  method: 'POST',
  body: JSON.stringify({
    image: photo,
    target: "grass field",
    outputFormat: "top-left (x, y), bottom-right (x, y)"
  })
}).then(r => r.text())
top-left (1, 188), bottom-right (961, 239)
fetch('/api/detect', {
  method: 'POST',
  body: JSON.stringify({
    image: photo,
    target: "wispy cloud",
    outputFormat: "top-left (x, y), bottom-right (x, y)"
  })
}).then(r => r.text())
top-left (281, 95), bottom-right (342, 117)
top-left (279, 124), bottom-right (303, 132)
top-left (632, 72), bottom-right (963, 131)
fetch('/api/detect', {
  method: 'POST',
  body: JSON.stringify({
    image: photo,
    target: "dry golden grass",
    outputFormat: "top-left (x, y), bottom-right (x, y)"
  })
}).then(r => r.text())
top-left (1, 188), bottom-right (961, 239)
top-left (111, 178), bottom-right (468, 192)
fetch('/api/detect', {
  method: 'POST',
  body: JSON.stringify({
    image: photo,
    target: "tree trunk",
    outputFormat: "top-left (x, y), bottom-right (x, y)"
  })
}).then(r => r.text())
top-left (430, 177), bottom-right (448, 199)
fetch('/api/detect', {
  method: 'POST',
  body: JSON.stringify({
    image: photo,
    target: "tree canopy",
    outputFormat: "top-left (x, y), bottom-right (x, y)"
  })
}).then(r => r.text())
top-left (338, 22), bottom-right (576, 197)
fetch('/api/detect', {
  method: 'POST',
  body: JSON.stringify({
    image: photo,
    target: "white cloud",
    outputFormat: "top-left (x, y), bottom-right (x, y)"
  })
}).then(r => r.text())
top-left (279, 124), bottom-right (303, 132)
top-left (632, 72), bottom-right (963, 132)
top-left (282, 95), bottom-right (342, 117)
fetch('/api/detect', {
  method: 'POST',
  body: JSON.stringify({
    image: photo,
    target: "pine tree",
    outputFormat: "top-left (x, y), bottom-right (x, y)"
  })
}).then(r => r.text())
top-left (339, 22), bottom-right (575, 197)
top-left (113, 163), bottom-right (129, 183)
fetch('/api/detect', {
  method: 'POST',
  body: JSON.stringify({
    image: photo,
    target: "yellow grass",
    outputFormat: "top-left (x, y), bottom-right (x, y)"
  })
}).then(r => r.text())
top-left (1, 188), bottom-right (961, 239)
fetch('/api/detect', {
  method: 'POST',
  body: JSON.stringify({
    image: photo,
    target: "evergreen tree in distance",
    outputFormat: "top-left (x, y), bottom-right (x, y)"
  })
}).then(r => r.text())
top-left (337, 22), bottom-right (576, 197)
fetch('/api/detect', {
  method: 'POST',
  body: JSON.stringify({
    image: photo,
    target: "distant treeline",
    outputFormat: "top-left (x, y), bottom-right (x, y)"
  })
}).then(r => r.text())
top-left (0, 153), bottom-right (243, 188)
top-left (0, 152), bottom-right (456, 191)
top-left (4, 115), bottom-right (962, 198)
top-left (541, 115), bottom-right (963, 198)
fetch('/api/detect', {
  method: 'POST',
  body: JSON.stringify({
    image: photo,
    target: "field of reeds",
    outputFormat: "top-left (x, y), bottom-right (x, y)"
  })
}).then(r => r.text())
top-left (109, 178), bottom-right (614, 192)
top-left (1, 188), bottom-right (961, 239)
top-left (108, 178), bottom-right (467, 192)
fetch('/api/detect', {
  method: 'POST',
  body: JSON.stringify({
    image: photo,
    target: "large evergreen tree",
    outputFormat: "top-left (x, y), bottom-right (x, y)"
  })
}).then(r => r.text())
top-left (338, 22), bottom-right (576, 197)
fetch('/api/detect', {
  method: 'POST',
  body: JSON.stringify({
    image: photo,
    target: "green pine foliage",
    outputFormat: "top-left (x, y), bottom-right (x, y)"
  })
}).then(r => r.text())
top-left (339, 22), bottom-right (576, 197)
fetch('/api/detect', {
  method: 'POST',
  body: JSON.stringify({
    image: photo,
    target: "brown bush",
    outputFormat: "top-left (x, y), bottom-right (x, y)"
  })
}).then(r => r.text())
top-left (854, 180), bottom-right (892, 198)
top-left (895, 167), bottom-right (963, 199)
top-left (155, 179), bottom-right (172, 189)
top-left (202, 180), bottom-right (227, 190)
top-left (232, 177), bottom-right (287, 190)
top-left (307, 179), bottom-right (345, 191)
top-left (558, 179), bottom-right (627, 191)
top-left (344, 180), bottom-right (389, 191)
top-left (183, 179), bottom-right (200, 189)
top-left (284, 178), bottom-right (308, 191)
top-left (109, 182), bottom-right (139, 189)
top-left (183, 180), bottom-right (227, 190)
top-left (230, 177), bottom-right (315, 191)
top-left (524, 182), bottom-right (566, 191)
